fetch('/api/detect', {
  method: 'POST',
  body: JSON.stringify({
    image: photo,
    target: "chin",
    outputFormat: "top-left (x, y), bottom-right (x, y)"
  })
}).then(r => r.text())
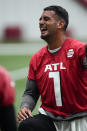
top-left (41, 34), bottom-right (49, 40)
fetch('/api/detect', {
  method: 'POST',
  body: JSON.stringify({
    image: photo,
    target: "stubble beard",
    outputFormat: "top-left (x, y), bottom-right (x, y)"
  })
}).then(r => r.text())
top-left (40, 34), bottom-right (50, 43)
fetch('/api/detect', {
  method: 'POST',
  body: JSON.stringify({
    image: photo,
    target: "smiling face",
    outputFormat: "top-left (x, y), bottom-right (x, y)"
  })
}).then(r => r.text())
top-left (39, 10), bottom-right (59, 40)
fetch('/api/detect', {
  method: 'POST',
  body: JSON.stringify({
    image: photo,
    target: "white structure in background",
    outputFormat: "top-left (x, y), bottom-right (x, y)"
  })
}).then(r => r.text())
top-left (0, 0), bottom-right (87, 41)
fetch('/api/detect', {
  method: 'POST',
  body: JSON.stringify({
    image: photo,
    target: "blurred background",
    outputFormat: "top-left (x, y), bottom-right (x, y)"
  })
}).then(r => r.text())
top-left (0, 0), bottom-right (87, 43)
top-left (0, 0), bottom-right (87, 115)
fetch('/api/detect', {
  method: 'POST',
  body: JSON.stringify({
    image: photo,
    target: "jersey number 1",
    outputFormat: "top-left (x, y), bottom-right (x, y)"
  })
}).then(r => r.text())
top-left (49, 72), bottom-right (62, 106)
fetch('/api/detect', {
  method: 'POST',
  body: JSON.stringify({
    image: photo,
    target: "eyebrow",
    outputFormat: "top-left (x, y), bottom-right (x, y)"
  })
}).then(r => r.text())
top-left (39, 16), bottom-right (51, 21)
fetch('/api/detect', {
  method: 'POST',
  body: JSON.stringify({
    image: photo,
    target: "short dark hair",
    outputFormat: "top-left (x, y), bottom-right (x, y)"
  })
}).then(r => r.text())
top-left (44, 5), bottom-right (69, 31)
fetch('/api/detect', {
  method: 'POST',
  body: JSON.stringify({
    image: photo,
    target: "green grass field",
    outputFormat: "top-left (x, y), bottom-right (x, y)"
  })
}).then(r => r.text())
top-left (0, 55), bottom-right (31, 71)
top-left (0, 55), bottom-right (40, 116)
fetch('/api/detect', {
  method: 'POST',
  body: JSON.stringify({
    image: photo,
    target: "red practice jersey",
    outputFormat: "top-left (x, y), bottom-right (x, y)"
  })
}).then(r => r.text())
top-left (28, 38), bottom-right (87, 116)
top-left (0, 66), bottom-right (15, 106)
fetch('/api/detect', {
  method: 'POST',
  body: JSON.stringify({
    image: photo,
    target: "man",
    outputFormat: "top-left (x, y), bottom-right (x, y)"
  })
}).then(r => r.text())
top-left (0, 66), bottom-right (17, 131)
top-left (17, 5), bottom-right (87, 131)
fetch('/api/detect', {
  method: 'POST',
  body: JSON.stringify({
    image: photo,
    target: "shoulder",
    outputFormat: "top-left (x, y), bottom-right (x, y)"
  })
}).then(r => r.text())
top-left (30, 45), bottom-right (48, 62)
top-left (66, 38), bottom-right (86, 60)
top-left (0, 66), bottom-right (9, 79)
top-left (0, 66), bottom-right (15, 89)
top-left (64, 38), bottom-right (86, 59)
top-left (67, 38), bottom-right (85, 49)
top-left (0, 66), bottom-right (11, 93)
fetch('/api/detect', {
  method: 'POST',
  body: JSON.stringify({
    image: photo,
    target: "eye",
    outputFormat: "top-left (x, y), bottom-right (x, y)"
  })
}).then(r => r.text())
top-left (39, 16), bottom-right (50, 22)
top-left (44, 16), bottom-right (50, 21)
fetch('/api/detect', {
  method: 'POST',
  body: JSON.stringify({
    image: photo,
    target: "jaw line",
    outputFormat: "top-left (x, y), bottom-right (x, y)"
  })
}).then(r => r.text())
top-left (41, 34), bottom-right (50, 42)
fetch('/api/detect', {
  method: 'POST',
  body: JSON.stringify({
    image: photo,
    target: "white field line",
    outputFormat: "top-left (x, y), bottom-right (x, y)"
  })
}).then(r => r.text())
top-left (0, 43), bottom-right (45, 80)
top-left (10, 67), bottom-right (29, 81)
top-left (0, 43), bottom-right (46, 55)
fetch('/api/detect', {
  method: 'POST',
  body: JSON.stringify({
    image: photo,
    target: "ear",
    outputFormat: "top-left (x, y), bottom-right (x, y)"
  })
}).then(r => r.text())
top-left (57, 20), bottom-right (65, 29)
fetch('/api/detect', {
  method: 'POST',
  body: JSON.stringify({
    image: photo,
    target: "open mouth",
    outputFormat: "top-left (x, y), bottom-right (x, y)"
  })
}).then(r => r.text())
top-left (40, 27), bottom-right (48, 35)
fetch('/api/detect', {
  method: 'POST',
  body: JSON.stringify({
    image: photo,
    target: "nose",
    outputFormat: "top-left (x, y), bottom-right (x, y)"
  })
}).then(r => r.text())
top-left (39, 19), bottom-right (44, 30)
top-left (39, 19), bottom-right (45, 25)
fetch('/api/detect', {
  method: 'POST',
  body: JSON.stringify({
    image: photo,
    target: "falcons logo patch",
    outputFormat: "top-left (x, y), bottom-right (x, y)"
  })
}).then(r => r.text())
top-left (67, 49), bottom-right (74, 58)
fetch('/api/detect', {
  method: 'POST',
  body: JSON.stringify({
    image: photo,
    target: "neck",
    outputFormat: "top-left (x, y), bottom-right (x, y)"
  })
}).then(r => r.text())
top-left (45, 32), bottom-right (66, 50)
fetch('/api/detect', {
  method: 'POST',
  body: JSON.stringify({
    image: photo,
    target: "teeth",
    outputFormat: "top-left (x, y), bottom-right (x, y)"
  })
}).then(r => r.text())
top-left (41, 28), bottom-right (47, 31)
top-left (41, 28), bottom-right (44, 30)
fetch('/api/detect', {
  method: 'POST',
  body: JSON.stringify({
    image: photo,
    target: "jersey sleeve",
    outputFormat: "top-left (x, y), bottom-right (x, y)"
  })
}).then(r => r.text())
top-left (27, 55), bottom-right (36, 80)
top-left (0, 67), bottom-right (15, 106)
top-left (77, 42), bottom-right (86, 65)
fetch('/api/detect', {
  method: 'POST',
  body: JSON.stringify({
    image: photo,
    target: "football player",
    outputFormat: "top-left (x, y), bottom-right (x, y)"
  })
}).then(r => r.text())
top-left (17, 5), bottom-right (87, 131)
top-left (0, 66), bottom-right (17, 131)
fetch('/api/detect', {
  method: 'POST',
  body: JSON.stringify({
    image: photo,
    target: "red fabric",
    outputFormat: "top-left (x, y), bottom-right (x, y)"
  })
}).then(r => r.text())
top-left (28, 38), bottom-right (87, 116)
top-left (0, 66), bottom-right (15, 106)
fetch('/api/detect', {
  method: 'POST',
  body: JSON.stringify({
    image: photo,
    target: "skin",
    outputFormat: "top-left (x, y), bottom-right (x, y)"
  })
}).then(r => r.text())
top-left (17, 10), bottom-right (67, 123)
top-left (39, 10), bottom-right (66, 49)
top-left (17, 107), bottom-right (33, 122)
